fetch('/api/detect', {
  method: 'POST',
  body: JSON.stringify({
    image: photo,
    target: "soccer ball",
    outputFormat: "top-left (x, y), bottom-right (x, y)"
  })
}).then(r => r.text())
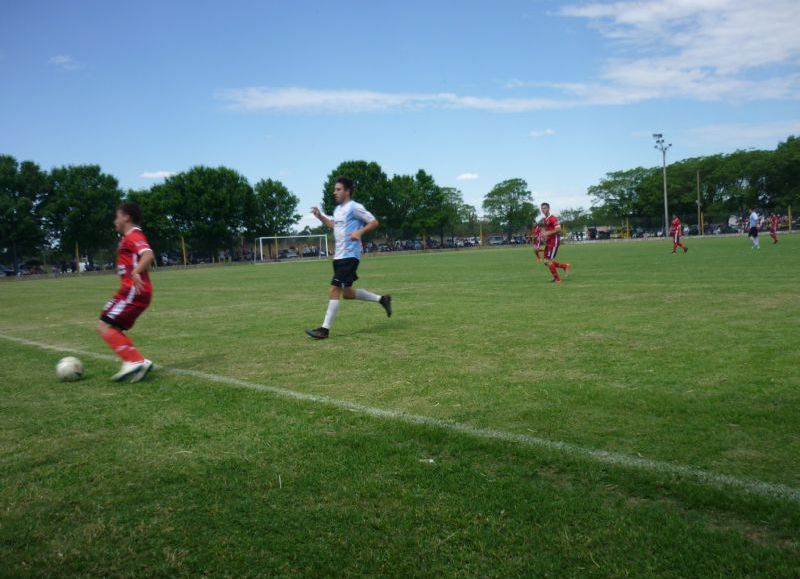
top-left (56, 356), bottom-right (84, 381)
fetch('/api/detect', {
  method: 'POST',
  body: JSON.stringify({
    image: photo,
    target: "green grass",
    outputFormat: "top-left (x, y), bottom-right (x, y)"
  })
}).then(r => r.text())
top-left (1, 235), bottom-right (799, 577)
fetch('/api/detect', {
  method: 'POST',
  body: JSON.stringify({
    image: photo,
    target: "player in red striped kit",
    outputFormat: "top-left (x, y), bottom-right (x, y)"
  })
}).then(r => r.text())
top-left (96, 202), bottom-right (154, 382)
top-left (540, 203), bottom-right (570, 283)
top-left (769, 213), bottom-right (779, 244)
top-left (670, 214), bottom-right (688, 254)
top-left (531, 222), bottom-right (544, 262)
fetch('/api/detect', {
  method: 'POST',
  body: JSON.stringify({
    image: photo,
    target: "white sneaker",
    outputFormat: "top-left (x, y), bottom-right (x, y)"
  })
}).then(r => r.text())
top-left (111, 361), bottom-right (144, 382)
top-left (130, 359), bottom-right (154, 383)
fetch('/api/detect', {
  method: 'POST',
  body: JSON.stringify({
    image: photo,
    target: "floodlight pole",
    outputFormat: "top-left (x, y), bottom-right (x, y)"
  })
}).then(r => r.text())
top-left (653, 133), bottom-right (672, 237)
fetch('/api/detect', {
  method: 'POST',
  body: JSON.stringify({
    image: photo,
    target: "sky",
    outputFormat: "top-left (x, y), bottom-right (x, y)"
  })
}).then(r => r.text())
top-left (1, 0), bottom-right (798, 229)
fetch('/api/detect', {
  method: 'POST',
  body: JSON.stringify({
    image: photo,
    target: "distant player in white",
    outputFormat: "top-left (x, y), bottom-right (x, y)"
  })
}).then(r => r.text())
top-left (306, 176), bottom-right (392, 339)
top-left (748, 208), bottom-right (760, 250)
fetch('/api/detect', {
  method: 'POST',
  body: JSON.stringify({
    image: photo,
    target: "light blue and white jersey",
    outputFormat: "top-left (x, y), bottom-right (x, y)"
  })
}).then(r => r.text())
top-left (749, 211), bottom-right (758, 228)
top-left (332, 200), bottom-right (376, 260)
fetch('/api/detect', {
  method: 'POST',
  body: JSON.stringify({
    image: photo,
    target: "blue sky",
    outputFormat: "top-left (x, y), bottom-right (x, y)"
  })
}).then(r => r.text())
top-left (2, 0), bottom-right (798, 228)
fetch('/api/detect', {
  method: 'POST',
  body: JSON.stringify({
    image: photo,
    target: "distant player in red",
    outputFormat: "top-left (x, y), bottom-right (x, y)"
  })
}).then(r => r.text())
top-left (540, 202), bottom-right (570, 283)
top-left (96, 202), bottom-right (154, 382)
top-left (769, 213), bottom-right (779, 244)
top-left (531, 222), bottom-right (544, 262)
top-left (670, 214), bottom-right (688, 254)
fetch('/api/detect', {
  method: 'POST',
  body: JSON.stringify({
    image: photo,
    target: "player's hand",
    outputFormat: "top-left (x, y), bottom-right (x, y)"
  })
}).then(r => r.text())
top-left (349, 230), bottom-right (362, 241)
top-left (311, 207), bottom-right (321, 219)
top-left (132, 272), bottom-right (144, 293)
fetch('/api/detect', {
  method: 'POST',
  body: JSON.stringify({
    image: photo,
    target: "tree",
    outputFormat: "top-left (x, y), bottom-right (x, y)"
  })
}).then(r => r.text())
top-left (407, 170), bottom-right (445, 242)
top-left (127, 186), bottom-right (182, 263)
top-left (43, 165), bottom-right (123, 265)
top-left (158, 166), bottom-right (254, 257)
top-left (560, 207), bottom-right (592, 230)
top-left (321, 161), bottom-right (390, 218)
top-left (437, 187), bottom-right (465, 243)
top-left (0, 155), bottom-right (47, 271)
top-left (482, 178), bottom-right (537, 241)
top-left (249, 178), bottom-right (300, 237)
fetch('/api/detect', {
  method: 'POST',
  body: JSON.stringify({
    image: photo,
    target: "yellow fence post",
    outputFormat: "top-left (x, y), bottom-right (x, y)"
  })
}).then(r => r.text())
top-left (181, 236), bottom-right (187, 266)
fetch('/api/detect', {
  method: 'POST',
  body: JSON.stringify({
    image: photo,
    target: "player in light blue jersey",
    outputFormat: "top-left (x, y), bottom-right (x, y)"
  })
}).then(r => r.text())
top-left (306, 176), bottom-right (392, 339)
top-left (748, 208), bottom-right (760, 250)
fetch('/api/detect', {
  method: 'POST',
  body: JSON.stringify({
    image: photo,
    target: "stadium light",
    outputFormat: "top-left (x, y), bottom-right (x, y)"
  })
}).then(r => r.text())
top-left (653, 134), bottom-right (672, 237)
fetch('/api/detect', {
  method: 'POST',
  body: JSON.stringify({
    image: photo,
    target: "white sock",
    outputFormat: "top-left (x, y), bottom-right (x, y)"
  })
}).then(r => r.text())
top-left (355, 288), bottom-right (381, 302)
top-left (322, 299), bottom-right (340, 329)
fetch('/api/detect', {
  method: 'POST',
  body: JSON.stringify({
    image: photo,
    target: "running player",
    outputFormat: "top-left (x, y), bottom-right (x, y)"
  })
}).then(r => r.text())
top-left (671, 214), bottom-right (688, 254)
top-left (748, 208), bottom-right (760, 249)
top-left (769, 212), bottom-right (779, 244)
top-left (540, 202), bottom-right (570, 283)
top-left (531, 222), bottom-right (544, 262)
top-left (305, 176), bottom-right (392, 339)
top-left (96, 202), bottom-right (154, 382)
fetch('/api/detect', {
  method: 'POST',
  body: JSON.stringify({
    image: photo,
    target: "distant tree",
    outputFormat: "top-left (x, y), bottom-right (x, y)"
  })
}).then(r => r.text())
top-left (560, 207), bottom-right (592, 231)
top-left (321, 161), bottom-right (390, 218)
top-left (0, 155), bottom-right (47, 271)
top-left (127, 186), bottom-right (181, 262)
top-left (249, 178), bottom-right (301, 236)
top-left (42, 164), bottom-right (122, 265)
top-left (437, 187), bottom-right (465, 243)
top-left (482, 178), bottom-right (536, 241)
top-left (407, 170), bottom-right (445, 242)
top-left (158, 166), bottom-right (253, 257)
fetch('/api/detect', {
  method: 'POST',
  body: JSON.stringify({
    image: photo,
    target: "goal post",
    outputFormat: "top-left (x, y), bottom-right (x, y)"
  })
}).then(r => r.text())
top-left (254, 234), bottom-right (330, 262)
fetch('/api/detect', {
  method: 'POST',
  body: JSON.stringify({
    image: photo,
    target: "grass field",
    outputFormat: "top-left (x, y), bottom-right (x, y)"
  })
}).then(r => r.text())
top-left (2, 235), bottom-right (799, 577)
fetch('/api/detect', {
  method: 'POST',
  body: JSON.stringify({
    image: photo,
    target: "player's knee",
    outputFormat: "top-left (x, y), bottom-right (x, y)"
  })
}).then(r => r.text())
top-left (96, 321), bottom-right (110, 334)
top-left (343, 288), bottom-right (356, 299)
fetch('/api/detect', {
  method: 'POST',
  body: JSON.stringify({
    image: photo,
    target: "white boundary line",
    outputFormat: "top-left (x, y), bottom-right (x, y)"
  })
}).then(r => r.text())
top-left (2, 331), bottom-right (799, 505)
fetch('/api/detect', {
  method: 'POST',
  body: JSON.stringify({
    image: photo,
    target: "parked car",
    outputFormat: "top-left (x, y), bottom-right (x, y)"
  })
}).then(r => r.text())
top-left (1, 264), bottom-right (15, 276)
top-left (488, 235), bottom-right (504, 245)
top-left (278, 248), bottom-right (300, 259)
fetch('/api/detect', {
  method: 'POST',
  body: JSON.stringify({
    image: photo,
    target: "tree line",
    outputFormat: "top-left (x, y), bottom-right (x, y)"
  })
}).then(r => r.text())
top-left (582, 135), bottom-right (800, 229)
top-left (2, 136), bottom-right (797, 270)
top-left (0, 156), bottom-right (538, 270)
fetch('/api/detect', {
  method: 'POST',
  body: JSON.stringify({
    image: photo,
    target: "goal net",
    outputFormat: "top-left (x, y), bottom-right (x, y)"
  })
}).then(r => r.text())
top-left (254, 234), bottom-right (330, 262)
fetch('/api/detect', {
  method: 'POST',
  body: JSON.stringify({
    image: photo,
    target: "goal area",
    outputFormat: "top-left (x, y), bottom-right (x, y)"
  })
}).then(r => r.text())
top-left (254, 234), bottom-right (330, 262)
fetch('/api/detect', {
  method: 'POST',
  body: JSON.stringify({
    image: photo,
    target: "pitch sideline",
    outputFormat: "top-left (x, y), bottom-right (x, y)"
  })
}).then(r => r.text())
top-left (2, 331), bottom-right (798, 505)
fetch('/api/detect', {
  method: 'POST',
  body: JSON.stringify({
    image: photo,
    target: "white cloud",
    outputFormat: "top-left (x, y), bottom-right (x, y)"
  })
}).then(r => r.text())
top-left (682, 120), bottom-right (800, 148)
top-left (217, 87), bottom-right (568, 113)
top-left (529, 129), bottom-right (556, 137)
top-left (140, 171), bottom-right (177, 179)
top-left (557, 0), bottom-right (800, 103)
top-left (456, 173), bottom-right (480, 181)
top-left (48, 54), bottom-right (83, 71)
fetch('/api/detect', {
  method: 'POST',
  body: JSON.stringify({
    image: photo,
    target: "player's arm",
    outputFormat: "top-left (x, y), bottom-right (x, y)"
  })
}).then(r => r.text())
top-left (543, 224), bottom-right (561, 239)
top-left (350, 218), bottom-right (379, 240)
top-left (311, 207), bottom-right (333, 229)
top-left (131, 249), bottom-right (154, 292)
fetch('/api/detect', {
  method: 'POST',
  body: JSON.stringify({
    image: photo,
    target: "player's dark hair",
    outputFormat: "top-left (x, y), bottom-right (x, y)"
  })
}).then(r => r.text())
top-left (336, 176), bottom-right (354, 193)
top-left (118, 202), bottom-right (142, 225)
top-left (540, 202), bottom-right (550, 209)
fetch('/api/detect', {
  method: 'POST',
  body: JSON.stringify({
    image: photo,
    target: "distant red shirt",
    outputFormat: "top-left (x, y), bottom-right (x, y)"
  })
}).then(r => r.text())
top-left (543, 215), bottom-right (560, 246)
top-left (671, 217), bottom-right (682, 237)
top-left (532, 224), bottom-right (543, 248)
top-left (770, 214), bottom-right (779, 232)
top-left (117, 227), bottom-right (152, 293)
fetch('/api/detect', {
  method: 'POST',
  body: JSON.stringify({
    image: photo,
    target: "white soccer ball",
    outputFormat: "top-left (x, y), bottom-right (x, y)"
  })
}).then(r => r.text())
top-left (56, 356), bottom-right (84, 381)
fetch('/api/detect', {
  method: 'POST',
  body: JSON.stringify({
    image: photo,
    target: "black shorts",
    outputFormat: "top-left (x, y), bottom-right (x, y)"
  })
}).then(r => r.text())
top-left (749, 226), bottom-right (758, 238)
top-left (331, 258), bottom-right (359, 288)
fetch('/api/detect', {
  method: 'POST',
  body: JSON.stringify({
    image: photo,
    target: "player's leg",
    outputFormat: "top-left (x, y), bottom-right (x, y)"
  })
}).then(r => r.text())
top-left (771, 230), bottom-right (778, 243)
top-left (98, 296), bottom-right (152, 382)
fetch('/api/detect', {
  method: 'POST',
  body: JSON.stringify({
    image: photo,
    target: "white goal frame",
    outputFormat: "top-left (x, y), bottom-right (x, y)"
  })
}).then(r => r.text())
top-left (254, 234), bottom-right (330, 262)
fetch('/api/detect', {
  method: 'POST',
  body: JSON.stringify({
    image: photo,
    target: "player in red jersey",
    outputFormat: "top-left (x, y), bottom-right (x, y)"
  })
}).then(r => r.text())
top-left (540, 203), bottom-right (570, 283)
top-left (531, 222), bottom-right (544, 262)
top-left (670, 214), bottom-right (688, 254)
top-left (769, 213), bottom-right (779, 244)
top-left (96, 202), bottom-right (154, 382)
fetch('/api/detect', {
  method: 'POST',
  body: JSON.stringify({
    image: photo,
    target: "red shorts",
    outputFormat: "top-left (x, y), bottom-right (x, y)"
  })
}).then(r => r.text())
top-left (544, 237), bottom-right (560, 260)
top-left (100, 285), bottom-right (151, 331)
top-left (533, 241), bottom-right (542, 250)
top-left (673, 232), bottom-right (681, 243)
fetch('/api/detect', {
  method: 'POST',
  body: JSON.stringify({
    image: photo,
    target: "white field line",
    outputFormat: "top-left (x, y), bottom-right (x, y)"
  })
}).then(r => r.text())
top-left (3, 331), bottom-right (799, 505)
